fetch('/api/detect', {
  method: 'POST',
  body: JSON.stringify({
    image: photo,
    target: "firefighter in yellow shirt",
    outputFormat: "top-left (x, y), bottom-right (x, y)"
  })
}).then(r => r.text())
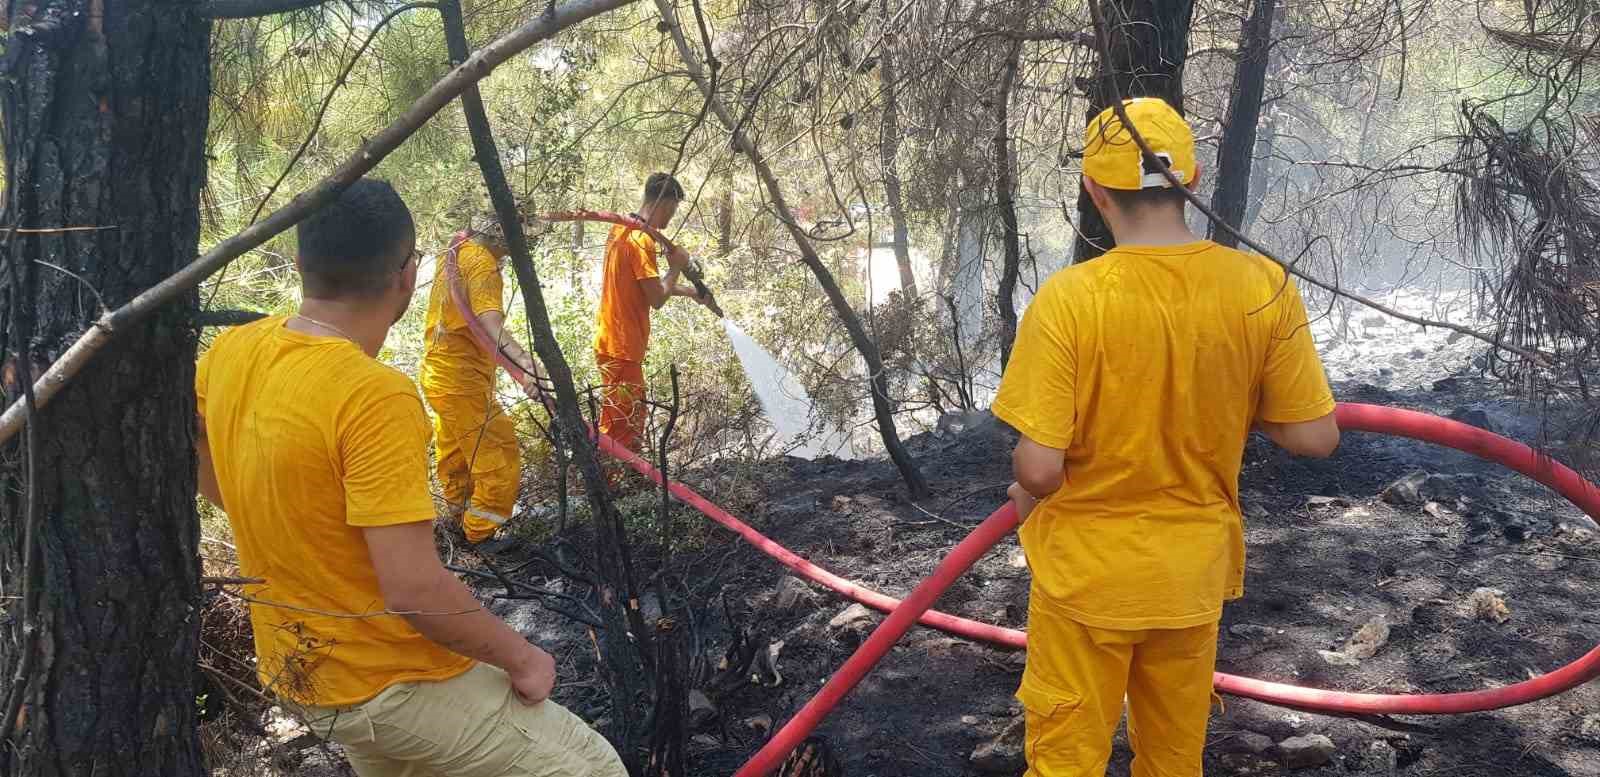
top-left (420, 215), bottom-right (545, 545)
top-left (993, 98), bottom-right (1341, 776)
top-left (195, 179), bottom-right (623, 776)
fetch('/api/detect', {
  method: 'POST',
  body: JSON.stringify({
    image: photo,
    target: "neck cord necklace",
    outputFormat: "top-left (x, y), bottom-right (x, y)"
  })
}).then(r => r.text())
top-left (292, 314), bottom-right (360, 344)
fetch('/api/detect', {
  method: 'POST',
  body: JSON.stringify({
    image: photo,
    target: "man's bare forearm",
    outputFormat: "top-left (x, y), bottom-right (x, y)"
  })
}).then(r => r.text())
top-left (479, 314), bottom-right (540, 377)
top-left (397, 565), bottom-right (545, 674)
top-left (196, 430), bottom-right (223, 508)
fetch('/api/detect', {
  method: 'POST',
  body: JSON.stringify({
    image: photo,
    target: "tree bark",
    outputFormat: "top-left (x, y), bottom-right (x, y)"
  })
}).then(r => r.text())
top-left (952, 174), bottom-right (986, 347)
top-left (877, 0), bottom-right (917, 296)
top-left (1072, 0), bottom-right (1196, 262)
top-left (1208, 0), bottom-right (1275, 247)
top-left (439, 3), bottom-right (650, 771)
top-left (0, 1), bottom-right (211, 774)
top-left (994, 40), bottom-right (1023, 369)
top-left (654, 0), bottom-right (929, 498)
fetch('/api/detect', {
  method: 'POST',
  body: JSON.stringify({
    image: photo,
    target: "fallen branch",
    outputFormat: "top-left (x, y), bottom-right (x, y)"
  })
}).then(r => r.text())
top-left (0, 0), bottom-right (639, 446)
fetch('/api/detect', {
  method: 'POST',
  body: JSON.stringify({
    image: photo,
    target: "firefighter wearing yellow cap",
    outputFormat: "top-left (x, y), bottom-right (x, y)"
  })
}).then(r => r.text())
top-left (420, 216), bottom-right (544, 545)
top-left (993, 97), bottom-right (1342, 776)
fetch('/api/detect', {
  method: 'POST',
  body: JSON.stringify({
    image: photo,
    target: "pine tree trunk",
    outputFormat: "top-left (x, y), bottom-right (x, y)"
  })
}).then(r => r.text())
top-left (1242, 108), bottom-right (1276, 233)
top-left (0, 1), bottom-right (211, 774)
top-left (1208, 0), bottom-right (1275, 247)
top-left (1073, 0), bottom-right (1196, 262)
top-left (878, 0), bottom-right (917, 296)
top-left (993, 40), bottom-right (1023, 369)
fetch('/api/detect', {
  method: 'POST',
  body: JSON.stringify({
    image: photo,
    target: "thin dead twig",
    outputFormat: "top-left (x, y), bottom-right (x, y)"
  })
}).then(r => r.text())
top-left (203, 576), bottom-right (267, 586)
top-left (0, 226), bottom-right (117, 234)
top-left (218, 589), bottom-right (480, 619)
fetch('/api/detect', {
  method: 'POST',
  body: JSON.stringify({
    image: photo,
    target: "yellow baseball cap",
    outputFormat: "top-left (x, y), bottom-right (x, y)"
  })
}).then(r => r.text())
top-left (1082, 97), bottom-right (1196, 191)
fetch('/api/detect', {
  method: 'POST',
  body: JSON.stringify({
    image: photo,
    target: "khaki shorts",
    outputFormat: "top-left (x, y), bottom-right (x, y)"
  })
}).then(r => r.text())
top-left (293, 663), bottom-right (626, 777)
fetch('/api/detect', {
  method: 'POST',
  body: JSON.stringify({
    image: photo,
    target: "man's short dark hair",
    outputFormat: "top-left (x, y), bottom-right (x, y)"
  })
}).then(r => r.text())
top-left (297, 178), bottom-right (415, 299)
top-left (1102, 184), bottom-right (1190, 213)
top-left (643, 172), bottom-right (685, 204)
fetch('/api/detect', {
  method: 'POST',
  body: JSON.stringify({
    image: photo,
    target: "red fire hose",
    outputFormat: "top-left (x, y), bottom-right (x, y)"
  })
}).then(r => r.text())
top-left (442, 232), bottom-right (1600, 774)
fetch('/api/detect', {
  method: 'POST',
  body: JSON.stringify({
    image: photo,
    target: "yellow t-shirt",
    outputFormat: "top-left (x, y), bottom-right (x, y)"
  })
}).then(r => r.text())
top-left (594, 224), bottom-right (661, 363)
top-left (993, 241), bottom-right (1334, 631)
top-left (196, 316), bottom-right (475, 706)
top-left (421, 239), bottom-right (505, 397)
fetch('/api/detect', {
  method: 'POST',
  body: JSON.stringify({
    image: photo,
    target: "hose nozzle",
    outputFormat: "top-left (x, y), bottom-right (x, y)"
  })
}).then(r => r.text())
top-left (683, 265), bottom-right (725, 318)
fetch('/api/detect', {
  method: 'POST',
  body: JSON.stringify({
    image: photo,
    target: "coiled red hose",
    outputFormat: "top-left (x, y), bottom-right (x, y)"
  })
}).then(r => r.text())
top-left (443, 233), bottom-right (1600, 774)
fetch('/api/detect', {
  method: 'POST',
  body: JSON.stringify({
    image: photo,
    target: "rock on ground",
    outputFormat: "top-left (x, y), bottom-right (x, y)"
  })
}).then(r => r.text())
top-left (1221, 731), bottom-right (1277, 755)
top-left (828, 603), bottom-right (874, 631)
top-left (1343, 616), bottom-right (1390, 660)
top-left (1468, 587), bottom-right (1511, 623)
top-left (969, 714), bottom-right (1026, 773)
top-left (773, 575), bottom-right (818, 612)
top-left (1319, 649), bottom-right (1362, 667)
top-left (1275, 734), bottom-right (1336, 768)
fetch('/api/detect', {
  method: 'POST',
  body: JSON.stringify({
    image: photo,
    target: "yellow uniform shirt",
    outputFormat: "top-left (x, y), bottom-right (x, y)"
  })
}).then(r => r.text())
top-left (594, 224), bottom-right (660, 363)
top-left (993, 241), bottom-right (1334, 630)
top-left (421, 240), bottom-right (504, 397)
top-left (197, 317), bottom-right (475, 706)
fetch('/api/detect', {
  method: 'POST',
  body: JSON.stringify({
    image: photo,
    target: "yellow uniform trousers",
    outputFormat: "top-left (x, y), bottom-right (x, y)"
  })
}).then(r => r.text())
top-left (1020, 604), bottom-right (1220, 777)
top-left (595, 353), bottom-right (645, 453)
top-left (293, 662), bottom-right (626, 777)
top-left (425, 386), bottom-right (519, 544)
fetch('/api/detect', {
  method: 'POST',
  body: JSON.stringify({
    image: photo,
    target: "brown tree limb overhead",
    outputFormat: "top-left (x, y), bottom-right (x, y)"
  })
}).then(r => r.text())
top-left (652, 0), bottom-right (929, 499)
top-left (0, 0), bottom-right (638, 446)
top-left (1082, 0), bottom-right (1549, 365)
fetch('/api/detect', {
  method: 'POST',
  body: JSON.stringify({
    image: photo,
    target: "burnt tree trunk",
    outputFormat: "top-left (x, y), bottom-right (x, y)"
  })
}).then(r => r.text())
top-left (993, 40), bottom-right (1023, 369)
top-left (877, 0), bottom-right (917, 296)
top-left (0, 1), bottom-right (211, 775)
top-left (1072, 0), bottom-right (1196, 262)
top-left (1208, 0), bottom-right (1275, 247)
top-left (1242, 107), bottom-right (1276, 233)
top-left (441, 2), bottom-right (651, 771)
top-left (656, 0), bottom-right (928, 498)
